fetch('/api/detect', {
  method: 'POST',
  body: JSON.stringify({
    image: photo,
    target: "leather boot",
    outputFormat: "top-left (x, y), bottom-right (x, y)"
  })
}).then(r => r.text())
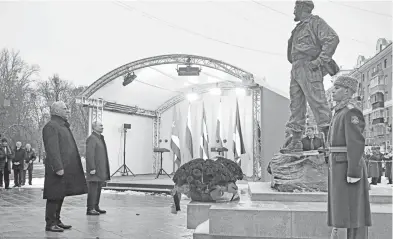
top-left (280, 131), bottom-right (303, 154)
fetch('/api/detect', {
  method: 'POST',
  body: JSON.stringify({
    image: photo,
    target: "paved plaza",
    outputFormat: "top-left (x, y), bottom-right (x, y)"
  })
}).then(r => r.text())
top-left (0, 187), bottom-right (193, 239)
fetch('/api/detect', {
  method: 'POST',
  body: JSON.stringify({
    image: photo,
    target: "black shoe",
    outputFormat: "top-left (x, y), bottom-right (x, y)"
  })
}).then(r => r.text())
top-left (5, 187), bottom-right (10, 189)
top-left (95, 208), bottom-right (106, 214)
top-left (57, 222), bottom-right (72, 229)
top-left (86, 209), bottom-right (100, 215)
top-left (29, 182), bottom-right (32, 185)
top-left (45, 225), bottom-right (64, 232)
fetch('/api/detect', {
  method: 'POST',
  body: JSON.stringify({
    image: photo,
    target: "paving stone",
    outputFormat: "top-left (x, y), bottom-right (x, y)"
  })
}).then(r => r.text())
top-left (0, 187), bottom-right (193, 239)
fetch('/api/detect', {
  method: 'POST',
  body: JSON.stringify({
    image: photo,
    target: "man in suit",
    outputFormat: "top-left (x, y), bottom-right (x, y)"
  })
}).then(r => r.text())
top-left (327, 76), bottom-right (371, 239)
top-left (85, 121), bottom-right (110, 215)
top-left (22, 143), bottom-right (36, 185)
top-left (42, 101), bottom-right (88, 232)
top-left (301, 126), bottom-right (324, 151)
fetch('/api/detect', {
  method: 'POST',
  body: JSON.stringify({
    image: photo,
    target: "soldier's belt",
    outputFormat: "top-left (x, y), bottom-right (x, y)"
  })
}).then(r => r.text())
top-left (329, 147), bottom-right (347, 153)
top-left (368, 160), bottom-right (383, 163)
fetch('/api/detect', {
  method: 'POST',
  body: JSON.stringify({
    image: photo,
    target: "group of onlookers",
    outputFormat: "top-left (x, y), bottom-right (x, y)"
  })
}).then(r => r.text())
top-left (0, 137), bottom-right (37, 189)
top-left (365, 147), bottom-right (392, 185)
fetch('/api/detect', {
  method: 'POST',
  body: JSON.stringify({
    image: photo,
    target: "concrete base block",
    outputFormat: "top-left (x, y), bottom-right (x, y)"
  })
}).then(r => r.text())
top-left (194, 220), bottom-right (289, 239)
top-left (207, 201), bottom-right (392, 238)
top-left (249, 182), bottom-right (392, 204)
top-left (187, 201), bottom-right (212, 229)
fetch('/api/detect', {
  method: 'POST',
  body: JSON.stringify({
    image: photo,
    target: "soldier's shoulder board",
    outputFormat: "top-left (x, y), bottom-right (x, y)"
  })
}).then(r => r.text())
top-left (347, 104), bottom-right (354, 109)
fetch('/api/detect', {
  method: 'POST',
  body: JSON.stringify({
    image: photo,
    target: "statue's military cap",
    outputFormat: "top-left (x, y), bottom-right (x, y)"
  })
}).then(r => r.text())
top-left (295, 0), bottom-right (314, 11)
top-left (334, 75), bottom-right (359, 93)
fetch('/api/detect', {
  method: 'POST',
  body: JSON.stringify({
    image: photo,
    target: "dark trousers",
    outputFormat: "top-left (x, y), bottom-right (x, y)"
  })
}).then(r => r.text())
top-left (45, 198), bottom-right (64, 226)
top-left (13, 168), bottom-right (22, 186)
top-left (87, 181), bottom-right (103, 210)
top-left (0, 162), bottom-right (10, 188)
top-left (371, 177), bottom-right (378, 185)
top-left (22, 167), bottom-right (33, 185)
top-left (347, 227), bottom-right (368, 239)
top-left (173, 192), bottom-right (181, 211)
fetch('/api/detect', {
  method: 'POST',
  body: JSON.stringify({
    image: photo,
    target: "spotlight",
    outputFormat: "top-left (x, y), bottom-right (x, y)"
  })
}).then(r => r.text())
top-left (186, 93), bottom-right (199, 101)
top-left (210, 88), bottom-right (221, 95)
top-left (236, 88), bottom-right (246, 96)
top-left (177, 65), bottom-right (201, 76)
top-left (123, 72), bottom-right (137, 86)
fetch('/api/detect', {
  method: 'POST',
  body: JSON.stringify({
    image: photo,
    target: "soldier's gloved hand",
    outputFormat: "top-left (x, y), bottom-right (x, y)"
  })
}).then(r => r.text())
top-left (90, 170), bottom-right (96, 175)
top-left (347, 177), bottom-right (360, 183)
top-left (56, 169), bottom-right (64, 176)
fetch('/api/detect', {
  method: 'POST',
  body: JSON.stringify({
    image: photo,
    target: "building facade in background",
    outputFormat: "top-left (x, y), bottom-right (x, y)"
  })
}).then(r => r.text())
top-left (327, 38), bottom-right (392, 151)
top-left (307, 38), bottom-right (392, 151)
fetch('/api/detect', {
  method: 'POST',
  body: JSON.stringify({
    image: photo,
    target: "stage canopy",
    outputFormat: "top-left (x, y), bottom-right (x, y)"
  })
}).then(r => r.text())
top-left (81, 55), bottom-right (288, 112)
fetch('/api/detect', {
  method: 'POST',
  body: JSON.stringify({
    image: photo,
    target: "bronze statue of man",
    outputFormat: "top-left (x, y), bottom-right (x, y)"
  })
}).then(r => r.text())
top-left (281, 0), bottom-right (340, 153)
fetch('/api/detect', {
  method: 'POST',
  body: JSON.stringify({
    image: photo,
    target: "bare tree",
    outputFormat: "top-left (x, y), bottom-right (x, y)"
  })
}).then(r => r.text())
top-left (0, 48), bottom-right (39, 135)
top-left (35, 76), bottom-right (88, 155)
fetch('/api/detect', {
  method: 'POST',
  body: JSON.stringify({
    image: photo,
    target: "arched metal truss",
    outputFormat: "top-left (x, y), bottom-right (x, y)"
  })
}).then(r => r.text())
top-left (80, 54), bottom-right (256, 98)
top-left (78, 54), bottom-right (262, 178)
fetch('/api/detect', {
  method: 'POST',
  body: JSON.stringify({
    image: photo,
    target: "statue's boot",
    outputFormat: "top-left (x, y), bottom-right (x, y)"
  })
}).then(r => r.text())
top-left (319, 126), bottom-right (330, 144)
top-left (279, 131), bottom-right (303, 154)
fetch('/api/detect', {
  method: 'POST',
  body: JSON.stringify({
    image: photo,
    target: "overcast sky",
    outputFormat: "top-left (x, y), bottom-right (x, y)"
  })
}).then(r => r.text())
top-left (0, 0), bottom-right (391, 94)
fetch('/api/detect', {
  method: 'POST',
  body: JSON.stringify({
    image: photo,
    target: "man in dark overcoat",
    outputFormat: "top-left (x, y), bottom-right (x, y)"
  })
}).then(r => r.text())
top-left (85, 121), bottom-right (110, 215)
top-left (0, 138), bottom-right (14, 189)
top-left (368, 147), bottom-right (381, 185)
top-left (327, 76), bottom-right (371, 239)
top-left (12, 141), bottom-right (26, 187)
top-left (22, 143), bottom-right (36, 185)
top-left (383, 149), bottom-right (392, 184)
top-left (42, 101), bottom-right (88, 232)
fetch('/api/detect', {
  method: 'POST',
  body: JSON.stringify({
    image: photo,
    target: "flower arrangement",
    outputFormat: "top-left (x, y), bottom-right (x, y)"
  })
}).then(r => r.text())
top-left (172, 157), bottom-right (241, 210)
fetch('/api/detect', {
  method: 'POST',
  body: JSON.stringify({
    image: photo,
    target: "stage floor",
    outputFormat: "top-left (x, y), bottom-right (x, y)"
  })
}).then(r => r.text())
top-left (109, 174), bottom-right (174, 185)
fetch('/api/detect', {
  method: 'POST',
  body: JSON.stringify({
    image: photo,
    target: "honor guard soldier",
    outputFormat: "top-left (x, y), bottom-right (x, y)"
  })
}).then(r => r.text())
top-left (327, 76), bottom-right (371, 239)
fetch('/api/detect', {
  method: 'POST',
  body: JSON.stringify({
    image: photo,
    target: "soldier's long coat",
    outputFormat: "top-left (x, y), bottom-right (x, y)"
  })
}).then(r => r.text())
top-left (42, 115), bottom-right (88, 200)
top-left (368, 154), bottom-right (381, 178)
top-left (327, 101), bottom-right (372, 228)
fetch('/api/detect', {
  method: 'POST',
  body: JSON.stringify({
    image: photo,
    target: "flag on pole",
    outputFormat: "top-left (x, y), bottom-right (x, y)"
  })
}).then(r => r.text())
top-left (200, 102), bottom-right (209, 159)
top-left (216, 99), bottom-right (223, 148)
top-left (233, 100), bottom-right (246, 165)
top-left (186, 104), bottom-right (193, 159)
top-left (171, 106), bottom-right (181, 169)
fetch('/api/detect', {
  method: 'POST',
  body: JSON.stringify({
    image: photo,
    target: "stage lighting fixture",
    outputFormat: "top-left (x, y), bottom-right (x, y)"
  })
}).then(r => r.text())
top-left (209, 88), bottom-right (221, 95)
top-left (186, 92), bottom-right (199, 101)
top-left (236, 88), bottom-right (246, 96)
top-left (122, 72), bottom-right (137, 86)
top-left (177, 65), bottom-right (201, 76)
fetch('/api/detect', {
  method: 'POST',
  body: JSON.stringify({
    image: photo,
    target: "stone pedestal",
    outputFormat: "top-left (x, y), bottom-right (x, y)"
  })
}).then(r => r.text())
top-left (269, 153), bottom-right (328, 192)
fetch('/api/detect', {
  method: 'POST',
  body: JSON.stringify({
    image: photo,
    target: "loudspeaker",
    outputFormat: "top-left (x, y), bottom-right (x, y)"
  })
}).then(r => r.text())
top-left (124, 123), bottom-right (131, 129)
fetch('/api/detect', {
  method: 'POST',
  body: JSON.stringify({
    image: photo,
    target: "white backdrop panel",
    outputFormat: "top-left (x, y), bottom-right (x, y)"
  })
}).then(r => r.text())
top-left (102, 110), bottom-right (153, 175)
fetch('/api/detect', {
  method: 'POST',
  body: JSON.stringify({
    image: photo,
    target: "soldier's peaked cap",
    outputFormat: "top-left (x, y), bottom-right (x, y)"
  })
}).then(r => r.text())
top-left (334, 75), bottom-right (359, 92)
top-left (295, 0), bottom-right (314, 10)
